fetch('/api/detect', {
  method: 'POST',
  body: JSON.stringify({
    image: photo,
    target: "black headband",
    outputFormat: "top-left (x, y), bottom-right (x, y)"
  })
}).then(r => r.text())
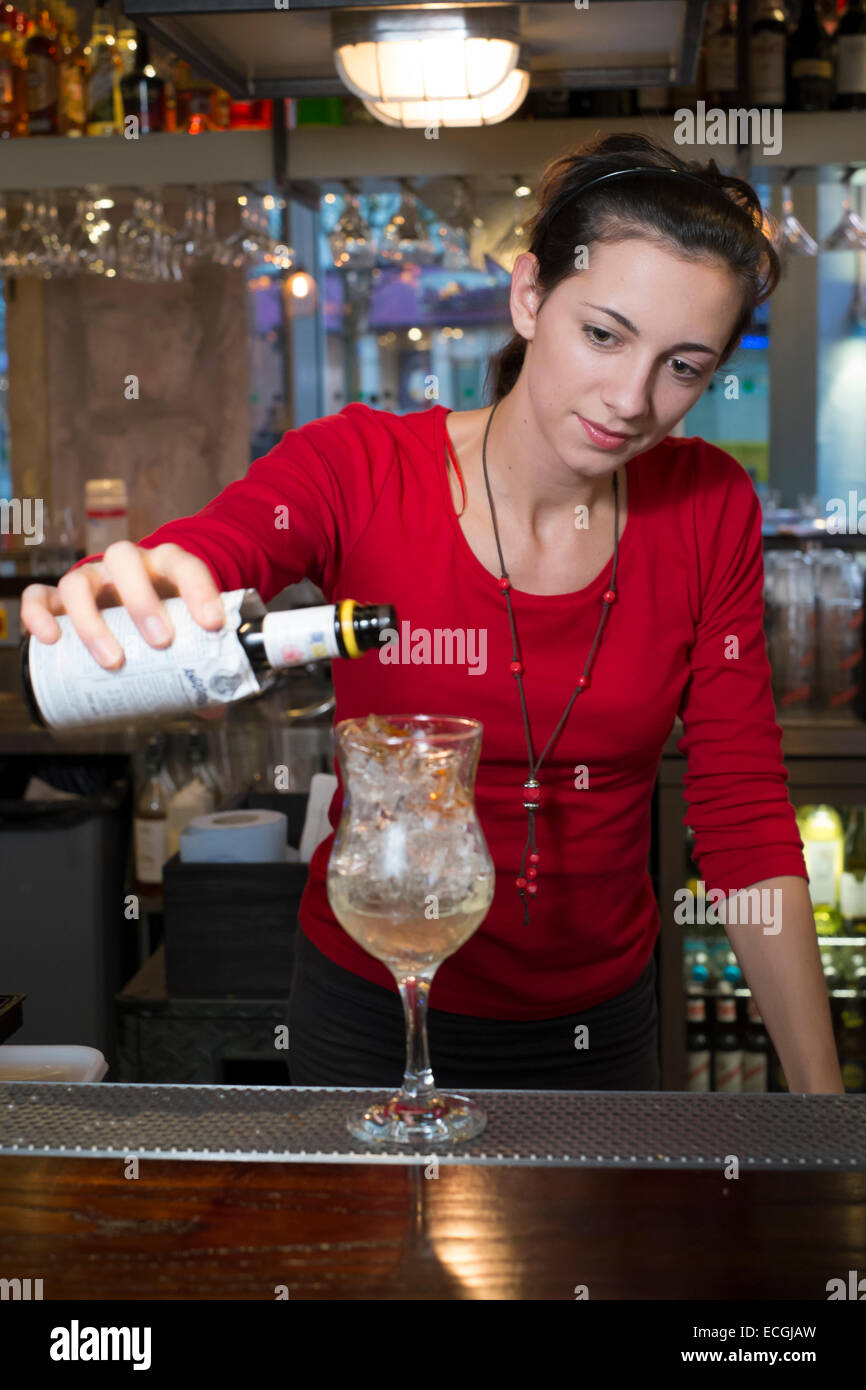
top-left (546, 165), bottom-right (719, 231)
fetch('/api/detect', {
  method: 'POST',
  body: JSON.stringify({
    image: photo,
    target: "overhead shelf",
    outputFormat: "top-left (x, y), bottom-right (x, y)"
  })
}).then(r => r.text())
top-left (3, 114), bottom-right (865, 195)
top-left (122, 0), bottom-right (704, 99)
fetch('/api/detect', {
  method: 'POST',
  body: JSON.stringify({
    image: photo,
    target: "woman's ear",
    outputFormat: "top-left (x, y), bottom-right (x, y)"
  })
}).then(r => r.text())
top-left (510, 252), bottom-right (542, 342)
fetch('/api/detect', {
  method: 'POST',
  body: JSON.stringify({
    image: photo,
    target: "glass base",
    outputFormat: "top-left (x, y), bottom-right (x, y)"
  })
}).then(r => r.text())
top-left (347, 1090), bottom-right (487, 1147)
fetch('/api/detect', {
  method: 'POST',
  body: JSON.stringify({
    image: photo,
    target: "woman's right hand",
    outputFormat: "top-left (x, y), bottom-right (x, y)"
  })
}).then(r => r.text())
top-left (20, 540), bottom-right (227, 670)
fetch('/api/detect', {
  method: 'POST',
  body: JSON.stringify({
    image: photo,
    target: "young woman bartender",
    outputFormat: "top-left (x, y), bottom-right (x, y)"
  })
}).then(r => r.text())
top-left (21, 132), bottom-right (844, 1094)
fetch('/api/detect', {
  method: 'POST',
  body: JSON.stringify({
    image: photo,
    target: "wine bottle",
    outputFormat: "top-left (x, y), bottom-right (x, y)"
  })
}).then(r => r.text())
top-left (120, 28), bottom-right (165, 133)
top-left (797, 804), bottom-right (844, 935)
top-left (706, 1), bottom-right (739, 106)
top-left (24, 0), bottom-right (59, 135)
top-left (749, 0), bottom-right (788, 105)
top-left (834, 0), bottom-right (866, 108)
top-left (840, 806), bottom-right (866, 934)
top-left (789, 0), bottom-right (834, 109)
top-left (86, 0), bottom-right (123, 136)
top-left (133, 733), bottom-right (175, 895)
top-left (20, 590), bottom-right (397, 730)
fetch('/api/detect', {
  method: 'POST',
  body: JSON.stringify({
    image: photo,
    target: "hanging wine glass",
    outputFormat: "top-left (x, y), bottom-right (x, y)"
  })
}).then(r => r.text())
top-left (329, 188), bottom-right (378, 270)
top-left (8, 195), bottom-right (65, 277)
top-left (821, 177), bottom-right (866, 251)
top-left (772, 183), bottom-right (818, 259)
top-left (0, 195), bottom-right (19, 275)
top-left (117, 192), bottom-right (174, 282)
top-left (380, 181), bottom-right (437, 267)
top-left (62, 194), bottom-right (116, 276)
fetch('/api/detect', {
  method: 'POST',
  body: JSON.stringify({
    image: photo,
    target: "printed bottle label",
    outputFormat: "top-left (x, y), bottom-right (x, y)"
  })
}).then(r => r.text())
top-left (741, 1050), bottom-right (768, 1092)
top-left (134, 817), bottom-right (167, 884)
top-left (841, 871), bottom-right (866, 919)
top-left (714, 1050), bottom-right (743, 1092)
top-left (263, 604), bottom-right (342, 669)
top-left (28, 588), bottom-right (260, 729)
top-left (687, 1049), bottom-right (711, 1091)
top-left (837, 35), bottom-right (866, 93)
top-left (750, 34), bottom-right (786, 104)
top-left (805, 841), bottom-right (839, 906)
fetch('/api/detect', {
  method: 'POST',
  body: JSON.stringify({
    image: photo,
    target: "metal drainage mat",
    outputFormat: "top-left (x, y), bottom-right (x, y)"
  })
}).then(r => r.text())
top-left (1, 1084), bottom-right (865, 1168)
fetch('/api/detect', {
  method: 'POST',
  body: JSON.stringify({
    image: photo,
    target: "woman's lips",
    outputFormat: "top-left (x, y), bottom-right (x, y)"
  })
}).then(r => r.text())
top-left (577, 414), bottom-right (635, 450)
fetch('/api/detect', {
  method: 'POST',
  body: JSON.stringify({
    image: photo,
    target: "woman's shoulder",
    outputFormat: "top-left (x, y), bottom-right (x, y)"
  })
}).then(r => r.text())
top-left (640, 431), bottom-right (759, 514)
top-left (300, 401), bottom-right (446, 455)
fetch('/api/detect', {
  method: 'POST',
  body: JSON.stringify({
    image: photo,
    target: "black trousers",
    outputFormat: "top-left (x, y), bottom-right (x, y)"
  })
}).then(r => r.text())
top-left (285, 928), bottom-right (660, 1091)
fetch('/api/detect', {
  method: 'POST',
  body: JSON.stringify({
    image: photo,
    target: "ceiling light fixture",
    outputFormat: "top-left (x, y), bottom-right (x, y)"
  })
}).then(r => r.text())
top-left (332, 5), bottom-right (521, 105)
top-left (364, 61), bottom-right (529, 128)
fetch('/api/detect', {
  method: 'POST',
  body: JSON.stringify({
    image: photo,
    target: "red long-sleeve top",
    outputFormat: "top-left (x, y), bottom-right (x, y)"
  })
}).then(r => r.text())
top-left (73, 403), bottom-right (808, 1018)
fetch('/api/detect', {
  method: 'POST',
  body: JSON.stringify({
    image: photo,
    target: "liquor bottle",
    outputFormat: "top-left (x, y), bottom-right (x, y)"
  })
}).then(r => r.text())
top-left (173, 56), bottom-right (215, 132)
top-left (686, 995), bottom-right (712, 1090)
top-left (86, 0), bottom-right (123, 136)
top-left (788, 0), bottom-right (834, 109)
top-left (712, 995), bottom-right (744, 1091)
top-left (133, 733), bottom-right (175, 894)
top-left (165, 729), bottom-right (216, 859)
top-left (21, 590), bottom-right (398, 730)
top-left (120, 28), bottom-right (164, 133)
top-left (228, 96), bottom-right (272, 130)
top-left (57, 2), bottom-right (86, 135)
top-left (115, 12), bottom-right (137, 77)
top-left (840, 806), bottom-right (866, 934)
top-left (706, 0), bottom-right (739, 106)
top-left (0, 7), bottom-right (29, 138)
top-left (836, 1000), bottom-right (866, 1092)
top-left (211, 84), bottom-right (231, 129)
top-left (797, 804), bottom-right (845, 935)
top-left (24, 0), bottom-right (59, 134)
top-left (741, 995), bottom-right (770, 1092)
top-left (834, 0), bottom-right (866, 107)
top-left (750, 0), bottom-right (788, 105)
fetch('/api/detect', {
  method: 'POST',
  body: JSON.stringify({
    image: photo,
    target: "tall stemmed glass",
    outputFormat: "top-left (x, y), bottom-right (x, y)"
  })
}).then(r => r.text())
top-left (327, 714), bottom-right (495, 1146)
top-left (773, 184), bottom-right (819, 259)
top-left (822, 178), bottom-right (866, 251)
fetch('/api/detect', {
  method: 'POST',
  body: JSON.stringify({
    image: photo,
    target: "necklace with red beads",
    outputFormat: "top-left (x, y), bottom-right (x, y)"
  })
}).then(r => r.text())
top-left (476, 398), bottom-right (622, 926)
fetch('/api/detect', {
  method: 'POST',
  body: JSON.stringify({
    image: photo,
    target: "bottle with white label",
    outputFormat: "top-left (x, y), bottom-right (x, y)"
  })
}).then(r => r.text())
top-left (835, 0), bottom-right (866, 108)
top-left (797, 803), bottom-right (844, 935)
top-left (841, 806), bottom-right (866, 934)
top-left (686, 995), bottom-right (712, 1091)
top-left (165, 729), bottom-right (217, 859)
top-left (713, 995), bottom-right (744, 1091)
top-left (21, 591), bottom-right (397, 731)
top-left (749, 0), bottom-right (788, 105)
top-left (741, 995), bottom-right (770, 1092)
top-left (133, 734), bottom-right (175, 894)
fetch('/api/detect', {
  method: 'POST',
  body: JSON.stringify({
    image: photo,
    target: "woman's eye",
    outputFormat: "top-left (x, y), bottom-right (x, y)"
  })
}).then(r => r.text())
top-left (583, 326), bottom-right (702, 382)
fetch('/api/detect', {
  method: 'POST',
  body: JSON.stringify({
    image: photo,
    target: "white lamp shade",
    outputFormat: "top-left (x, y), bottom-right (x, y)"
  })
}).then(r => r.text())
top-left (335, 35), bottom-right (518, 104)
top-left (364, 67), bottom-right (530, 129)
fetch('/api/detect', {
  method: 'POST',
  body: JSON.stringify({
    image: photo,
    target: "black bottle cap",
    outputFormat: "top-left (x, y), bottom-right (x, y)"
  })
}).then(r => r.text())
top-left (353, 604), bottom-right (397, 651)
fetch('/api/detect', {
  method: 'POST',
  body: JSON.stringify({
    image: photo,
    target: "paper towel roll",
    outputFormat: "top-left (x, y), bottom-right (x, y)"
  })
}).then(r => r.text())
top-left (179, 810), bottom-right (288, 863)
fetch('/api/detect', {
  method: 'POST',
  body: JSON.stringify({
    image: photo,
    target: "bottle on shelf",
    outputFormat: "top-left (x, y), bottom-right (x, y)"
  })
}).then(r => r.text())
top-left (820, 947), bottom-right (843, 991)
top-left (86, 0), bottom-right (123, 136)
top-left (840, 806), bottom-right (866, 935)
top-left (120, 26), bottom-right (164, 133)
top-left (684, 946), bottom-right (715, 993)
top-left (149, 42), bottom-right (176, 131)
top-left (836, 999), bottom-right (866, 1092)
top-left (57, 1), bottom-right (86, 136)
top-left (797, 803), bottom-right (845, 935)
top-left (173, 56), bottom-right (216, 133)
top-left (24, 0), bottom-right (59, 135)
top-left (115, 11), bottom-right (137, 78)
top-left (228, 96), bottom-right (272, 130)
top-left (849, 949), bottom-right (866, 991)
top-left (749, 0), bottom-right (788, 106)
top-left (133, 733), bottom-right (175, 896)
top-left (21, 591), bottom-right (398, 730)
top-left (742, 995), bottom-right (770, 1092)
top-left (712, 995), bottom-right (744, 1091)
top-left (706, 0), bottom-right (739, 106)
top-left (686, 996), bottom-right (712, 1091)
top-left (788, 0), bottom-right (834, 109)
top-left (165, 728), bottom-right (217, 859)
top-left (834, 0), bottom-right (866, 107)
top-left (0, 5), bottom-right (29, 138)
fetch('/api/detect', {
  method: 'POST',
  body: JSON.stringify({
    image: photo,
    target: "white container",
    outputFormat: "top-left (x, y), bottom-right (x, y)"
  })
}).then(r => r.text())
top-left (85, 478), bottom-right (128, 557)
top-left (0, 1045), bottom-right (108, 1082)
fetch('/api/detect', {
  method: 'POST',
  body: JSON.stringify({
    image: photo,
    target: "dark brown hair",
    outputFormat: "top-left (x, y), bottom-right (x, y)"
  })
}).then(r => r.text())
top-left (486, 131), bottom-right (780, 403)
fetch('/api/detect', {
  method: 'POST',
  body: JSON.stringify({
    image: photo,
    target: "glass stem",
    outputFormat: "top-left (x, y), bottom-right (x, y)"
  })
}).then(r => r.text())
top-left (397, 974), bottom-right (436, 1106)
